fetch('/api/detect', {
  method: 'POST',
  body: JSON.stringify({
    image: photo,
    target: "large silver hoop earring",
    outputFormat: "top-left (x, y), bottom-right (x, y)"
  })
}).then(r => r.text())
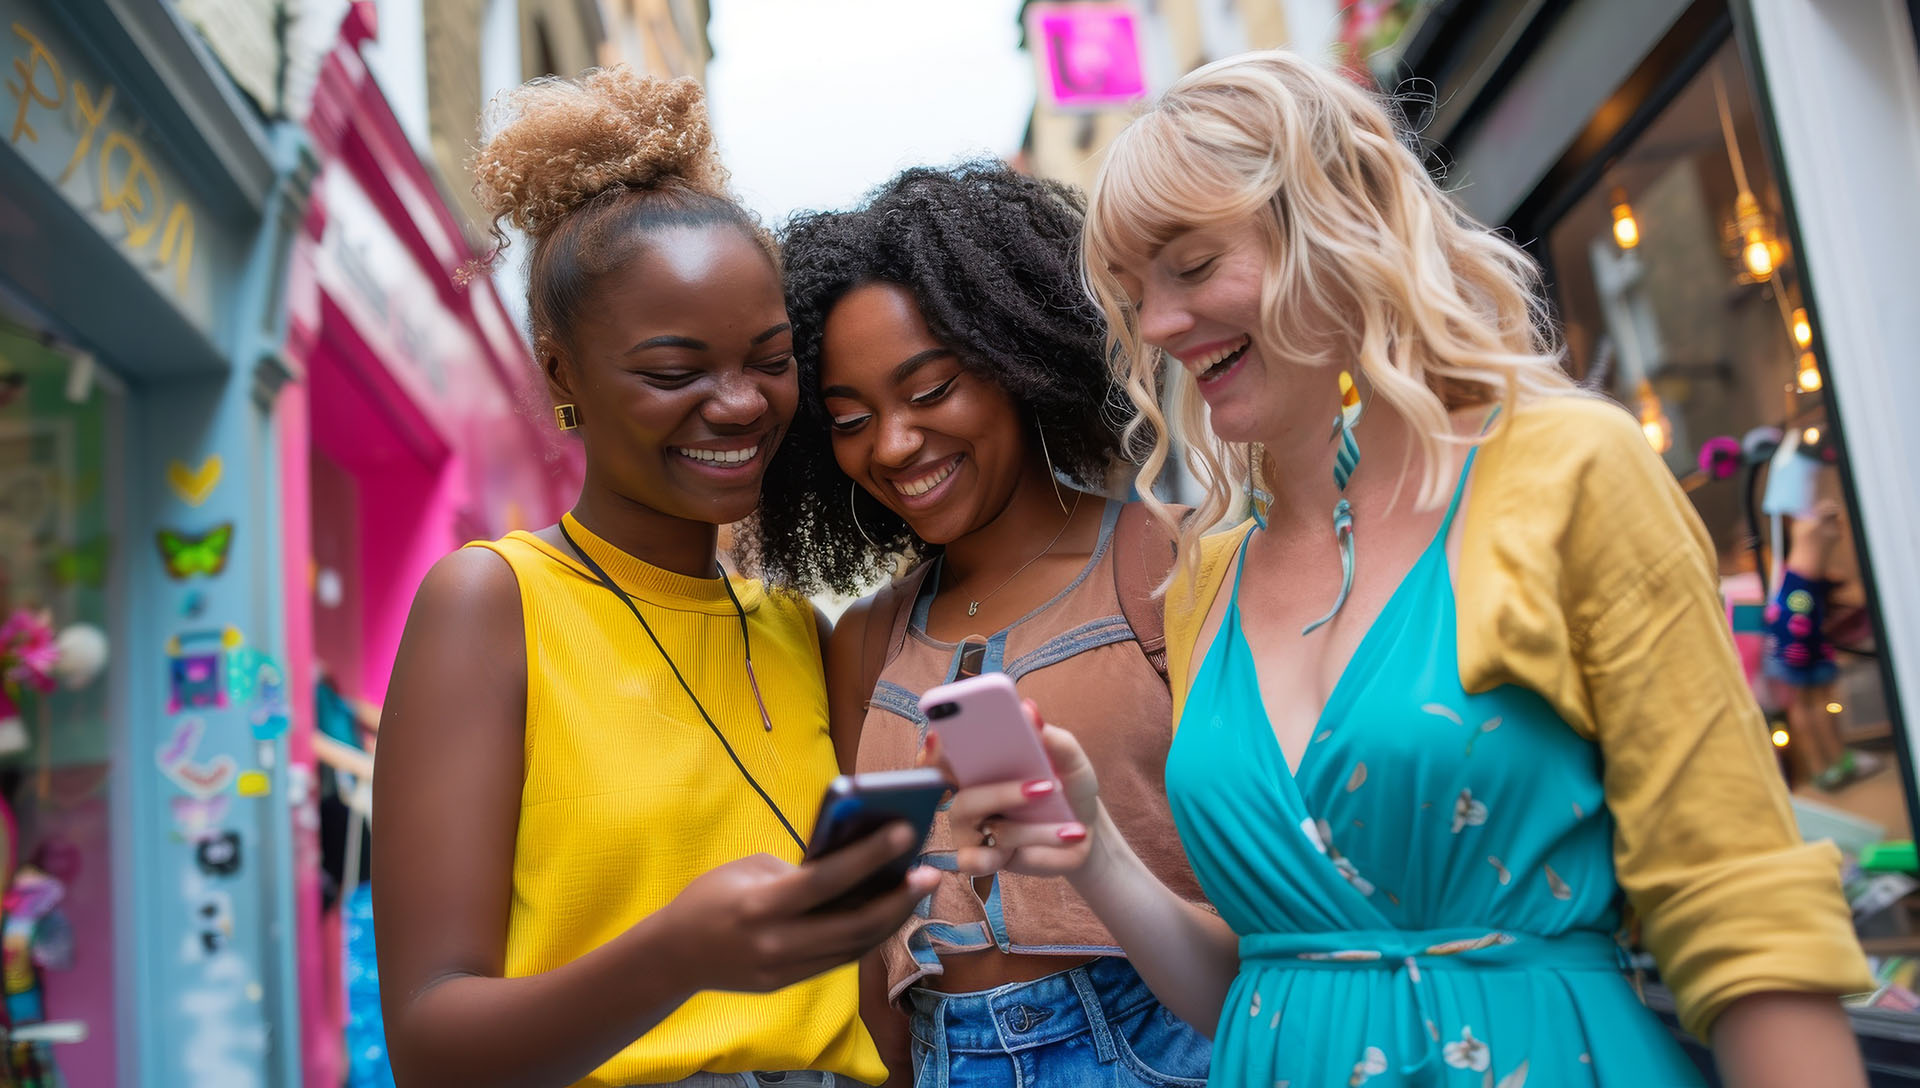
top-left (849, 482), bottom-right (879, 549)
top-left (1035, 425), bottom-right (1071, 515)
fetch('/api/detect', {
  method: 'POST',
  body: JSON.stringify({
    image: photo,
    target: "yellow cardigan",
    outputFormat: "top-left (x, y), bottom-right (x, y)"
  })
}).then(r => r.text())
top-left (1164, 394), bottom-right (1873, 1040)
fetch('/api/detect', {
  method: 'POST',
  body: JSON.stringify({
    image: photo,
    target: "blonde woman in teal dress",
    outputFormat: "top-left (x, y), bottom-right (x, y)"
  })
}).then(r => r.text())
top-left (940, 52), bottom-right (1874, 1086)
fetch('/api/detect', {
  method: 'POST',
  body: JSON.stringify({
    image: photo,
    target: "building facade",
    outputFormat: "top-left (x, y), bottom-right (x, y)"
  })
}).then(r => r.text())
top-left (0, 0), bottom-right (713, 1081)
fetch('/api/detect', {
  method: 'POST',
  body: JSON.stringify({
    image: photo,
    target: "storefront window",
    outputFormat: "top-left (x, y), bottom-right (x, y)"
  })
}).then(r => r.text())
top-left (1546, 43), bottom-right (1917, 999)
top-left (0, 322), bottom-right (122, 1083)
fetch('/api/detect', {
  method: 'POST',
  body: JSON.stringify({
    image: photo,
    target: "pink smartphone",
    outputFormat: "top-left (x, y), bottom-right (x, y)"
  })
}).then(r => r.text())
top-left (919, 673), bottom-right (1076, 823)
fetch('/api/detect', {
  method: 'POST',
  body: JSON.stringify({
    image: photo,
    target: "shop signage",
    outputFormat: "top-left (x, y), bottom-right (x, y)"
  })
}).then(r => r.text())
top-left (1, 1), bottom-right (233, 333)
top-left (314, 165), bottom-right (478, 417)
top-left (1025, 2), bottom-right (1147, 110)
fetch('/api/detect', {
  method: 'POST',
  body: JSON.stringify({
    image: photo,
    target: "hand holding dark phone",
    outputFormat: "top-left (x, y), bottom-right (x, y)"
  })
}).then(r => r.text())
top-left (804, 767), bottom-right (947, 914)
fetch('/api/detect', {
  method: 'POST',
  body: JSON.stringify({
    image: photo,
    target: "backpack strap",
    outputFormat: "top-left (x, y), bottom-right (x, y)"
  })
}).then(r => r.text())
top-left (1111, 502), bottom-right (1186, 684)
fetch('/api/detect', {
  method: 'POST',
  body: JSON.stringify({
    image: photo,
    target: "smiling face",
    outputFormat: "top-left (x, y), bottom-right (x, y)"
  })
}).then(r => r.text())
top-left (818, 282), bottom-right (1032, 547)
top-left (1113, 219), bottom-right (1282, 445)
top-left (550, 222), bottom-right (796, 527)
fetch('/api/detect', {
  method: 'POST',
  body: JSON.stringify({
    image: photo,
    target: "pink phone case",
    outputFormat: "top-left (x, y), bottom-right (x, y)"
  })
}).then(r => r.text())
top-left (919, 673), bottom-right (1077, 823)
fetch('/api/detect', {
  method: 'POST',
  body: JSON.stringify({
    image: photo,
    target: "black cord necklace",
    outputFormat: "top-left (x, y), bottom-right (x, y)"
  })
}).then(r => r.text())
top-left (557, 519), bottom-right (805, 854)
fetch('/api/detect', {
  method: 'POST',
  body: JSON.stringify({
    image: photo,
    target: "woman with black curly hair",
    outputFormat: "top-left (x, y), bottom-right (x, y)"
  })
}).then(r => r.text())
top-left (745, 162), bottom-right (1211, 1088)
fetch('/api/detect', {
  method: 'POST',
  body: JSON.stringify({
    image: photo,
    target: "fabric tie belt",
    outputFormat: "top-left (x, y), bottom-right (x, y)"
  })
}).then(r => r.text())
top-left (1238, 927), bottom-right (1630, 1079)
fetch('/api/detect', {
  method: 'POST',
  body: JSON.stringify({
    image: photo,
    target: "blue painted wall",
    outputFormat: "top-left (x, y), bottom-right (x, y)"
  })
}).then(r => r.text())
top-left (0, 2), bottom-right (312, 1084)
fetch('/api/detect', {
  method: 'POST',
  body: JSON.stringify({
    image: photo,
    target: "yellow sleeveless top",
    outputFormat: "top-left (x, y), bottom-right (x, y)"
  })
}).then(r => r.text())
top-left (469, 515), bottom-right (886, 1087)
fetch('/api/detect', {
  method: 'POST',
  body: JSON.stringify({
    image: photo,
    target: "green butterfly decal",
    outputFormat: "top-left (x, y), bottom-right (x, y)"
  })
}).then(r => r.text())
top-left (156, 523), bottom-right (234, 580)
top-left (49, 536), bottom-right (112, 587)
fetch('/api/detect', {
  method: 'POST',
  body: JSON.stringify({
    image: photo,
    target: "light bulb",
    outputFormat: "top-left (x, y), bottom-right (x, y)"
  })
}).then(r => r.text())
top-left (1792, 308), bottom-right (1812, 349)
top-left (1641, 418), bottom-right (1669, 452)
top-left (1771, 729), bottom-right (1790, 748)
top-left (1826, 702), bottom-right (1844, 715)
top-left (1611, 190), bottom-right (1639, 250)
top-left (1803, 426), bottom-right (1821, 445)
top-left (1743, 229), bottom-right (1776, 280)
top-left (1636, 381), bottom-right (1671, 454)
top-left (1796, 352), bottom-right (1822, 392)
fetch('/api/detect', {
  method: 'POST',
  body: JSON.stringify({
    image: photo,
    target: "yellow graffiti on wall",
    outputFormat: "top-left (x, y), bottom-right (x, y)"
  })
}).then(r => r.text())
top-left (7, 22), bottom-right (196, 294)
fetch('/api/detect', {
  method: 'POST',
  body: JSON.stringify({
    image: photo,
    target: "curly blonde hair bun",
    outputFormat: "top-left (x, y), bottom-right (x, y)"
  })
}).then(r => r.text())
top-left (473, 67), bottom-right (731, 240)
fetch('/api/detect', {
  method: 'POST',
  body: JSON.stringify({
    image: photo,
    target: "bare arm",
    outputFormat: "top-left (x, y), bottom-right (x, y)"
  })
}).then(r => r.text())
top-left (375, 547), bottom-right (699, 1085)
top-left (1712, 992), bottom-right (1865, 1088)
top-left (824, 595), bottom-right (915, 1085)
top-left (376, 550), bottom-right (936, 1088)
top-left (944, 718), bottom-right (1239, 1036)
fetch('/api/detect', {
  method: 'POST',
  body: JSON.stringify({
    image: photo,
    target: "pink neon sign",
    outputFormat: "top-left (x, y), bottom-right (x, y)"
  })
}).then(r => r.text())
top-left (1026, 2), bottom-right (1147, 109)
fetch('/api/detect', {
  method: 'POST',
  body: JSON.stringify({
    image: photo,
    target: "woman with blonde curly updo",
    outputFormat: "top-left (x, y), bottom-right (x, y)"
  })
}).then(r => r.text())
top-left (941, 51), bottom-right (1875, 1086)
top-left (373, 69), bottom-right (931, 1088)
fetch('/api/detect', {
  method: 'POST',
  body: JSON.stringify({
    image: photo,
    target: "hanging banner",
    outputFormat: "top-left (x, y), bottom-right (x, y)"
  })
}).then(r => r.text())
top-left (1025, 2), bottom-right (1147, 111)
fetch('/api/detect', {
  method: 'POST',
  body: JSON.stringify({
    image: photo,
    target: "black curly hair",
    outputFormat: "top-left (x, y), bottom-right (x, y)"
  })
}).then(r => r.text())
top-left (740, 160), bottom-right (1131, 597)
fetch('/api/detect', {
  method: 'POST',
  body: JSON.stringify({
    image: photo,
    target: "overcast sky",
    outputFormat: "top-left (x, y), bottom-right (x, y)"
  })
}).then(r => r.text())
top-left (707, 0), bottom-right (1036, 226)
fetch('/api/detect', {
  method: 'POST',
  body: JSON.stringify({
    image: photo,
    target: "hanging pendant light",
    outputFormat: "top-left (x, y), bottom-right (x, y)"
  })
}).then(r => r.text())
top-left (1714, 68), bottom-right (1783, 283)
top-left (1736, 192), bottom-right (1780, 281)
top-left (1636, 379), bottom-right (1672, 454)
top-left (1796, 351), bottom-right (1823, 393)
top-left (1610, 188), bottom-right (1640, 250)
top-left (1791, 308), bottom-right (1812, 349)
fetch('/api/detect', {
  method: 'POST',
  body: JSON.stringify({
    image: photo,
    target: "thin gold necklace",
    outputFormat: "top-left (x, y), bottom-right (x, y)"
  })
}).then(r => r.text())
top-left (956, 491), bottom-right (1084, 617)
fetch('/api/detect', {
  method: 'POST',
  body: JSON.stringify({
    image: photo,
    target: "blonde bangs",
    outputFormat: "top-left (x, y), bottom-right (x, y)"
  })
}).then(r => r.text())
top-left (1083, 51), bottom-right (1578, 595)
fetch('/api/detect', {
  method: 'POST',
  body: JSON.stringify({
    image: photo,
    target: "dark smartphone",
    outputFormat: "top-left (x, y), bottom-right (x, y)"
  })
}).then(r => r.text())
top-left (804, 767), bottom-right (947, 914)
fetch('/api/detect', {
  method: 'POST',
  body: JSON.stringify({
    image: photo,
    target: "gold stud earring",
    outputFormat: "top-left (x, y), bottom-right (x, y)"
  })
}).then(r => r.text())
top-left (554, 404), bottom-right (579, 430)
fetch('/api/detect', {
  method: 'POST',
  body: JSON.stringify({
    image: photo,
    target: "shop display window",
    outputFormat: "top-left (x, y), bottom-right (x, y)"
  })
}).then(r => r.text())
top-left (1543, 44), bottom-right (1919, 1008)
top-left (0, 323), bottom-right (121, 1083)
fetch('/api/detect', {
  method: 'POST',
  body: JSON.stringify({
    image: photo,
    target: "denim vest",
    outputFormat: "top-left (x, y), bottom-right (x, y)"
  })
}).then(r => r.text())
top-left (856, 499), bottom-right (1206, 1000)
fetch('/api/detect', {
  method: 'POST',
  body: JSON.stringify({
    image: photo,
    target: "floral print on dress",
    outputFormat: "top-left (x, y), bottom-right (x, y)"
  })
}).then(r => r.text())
top-left (1347, 1046), bottom-right (1388, 1086)
top-left (1452, 788), bottom-right (1488, 833)
top-left (1302, 818), bottom-right (1376, 896)
top-left (1444, 1026), bottom-right (1490, 1072)
top-left (1545, 865), bottom-right (1573, 900)
top-left (1421, 702), bottom-right (1502, 755)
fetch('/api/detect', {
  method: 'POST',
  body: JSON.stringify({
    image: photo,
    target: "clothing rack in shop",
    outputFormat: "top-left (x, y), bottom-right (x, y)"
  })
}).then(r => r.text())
top-left (312, 664), bottom-right (378, 900)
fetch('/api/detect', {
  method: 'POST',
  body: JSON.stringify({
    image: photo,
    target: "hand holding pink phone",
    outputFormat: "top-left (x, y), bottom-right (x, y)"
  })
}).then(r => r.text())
top-left (919, 673), bottom-right (1077, 823)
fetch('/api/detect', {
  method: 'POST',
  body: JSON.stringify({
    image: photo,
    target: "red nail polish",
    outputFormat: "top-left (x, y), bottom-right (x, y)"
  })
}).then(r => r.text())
top-left (1022, 779), bottom-right (1056, 797)
top-left (1058, 824), bottom-right (1087, 843)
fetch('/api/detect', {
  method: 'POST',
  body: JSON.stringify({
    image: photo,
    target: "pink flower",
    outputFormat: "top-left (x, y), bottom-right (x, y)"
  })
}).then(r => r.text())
top-left (0, 609), bottom-right (57, 694)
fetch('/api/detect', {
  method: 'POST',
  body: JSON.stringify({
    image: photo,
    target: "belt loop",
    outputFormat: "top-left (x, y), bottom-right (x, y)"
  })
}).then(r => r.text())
top-left (980, 875), bottom-right (1013, 953)
top-left (1066, 964), bottom-right (1120, 1064)
top-left (933, 996), bottom-right (952, 1088)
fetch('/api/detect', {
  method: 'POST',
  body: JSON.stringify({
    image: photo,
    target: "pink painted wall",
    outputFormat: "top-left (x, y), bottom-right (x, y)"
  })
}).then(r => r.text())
top-left (272, 363), bottom-right (339, 1088)
top-left (310, 451), bottom-right (365, 700)
top-left (32, 767), bottom-right (118, 1088)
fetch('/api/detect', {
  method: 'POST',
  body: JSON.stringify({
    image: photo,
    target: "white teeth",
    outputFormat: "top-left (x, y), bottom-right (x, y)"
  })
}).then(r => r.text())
top-left (1190, 336), bottom-right (1250, 373)
top-left (676, 445), bottom-right (759, 465)
top-left (896, 459), bottom-right (957, 498)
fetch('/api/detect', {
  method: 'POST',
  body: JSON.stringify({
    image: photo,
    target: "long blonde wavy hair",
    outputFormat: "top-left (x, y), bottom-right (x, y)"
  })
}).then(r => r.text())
top-left (1082, 51), bottom-right (1577, 584)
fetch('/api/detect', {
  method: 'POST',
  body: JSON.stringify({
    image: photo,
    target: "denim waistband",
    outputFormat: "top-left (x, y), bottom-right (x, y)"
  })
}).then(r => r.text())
top-left (905, 956), bottom-right (1154, 1055)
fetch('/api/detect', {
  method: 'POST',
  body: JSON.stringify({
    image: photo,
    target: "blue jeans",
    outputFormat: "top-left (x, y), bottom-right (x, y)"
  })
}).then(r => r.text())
top-left (907, 958), bottom-right (1210, 1088)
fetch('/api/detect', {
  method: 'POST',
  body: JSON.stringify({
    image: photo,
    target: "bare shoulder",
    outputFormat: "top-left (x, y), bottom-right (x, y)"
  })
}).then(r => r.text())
top-left (415, 544), bottom-right (521, 611)
top-left (381, 546), bottom-right (526, 734)
top-left (824, 593), bottom-right (878, 678)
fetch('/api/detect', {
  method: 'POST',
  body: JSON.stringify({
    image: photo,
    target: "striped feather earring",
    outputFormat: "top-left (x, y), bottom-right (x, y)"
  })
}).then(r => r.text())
top-left (1303, 370), bottom-right (1363, 636)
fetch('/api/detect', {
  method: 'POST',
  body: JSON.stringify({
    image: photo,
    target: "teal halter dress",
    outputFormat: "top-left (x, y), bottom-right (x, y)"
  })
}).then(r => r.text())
top-left (1164, 447), bottom-right (1705, 1086)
